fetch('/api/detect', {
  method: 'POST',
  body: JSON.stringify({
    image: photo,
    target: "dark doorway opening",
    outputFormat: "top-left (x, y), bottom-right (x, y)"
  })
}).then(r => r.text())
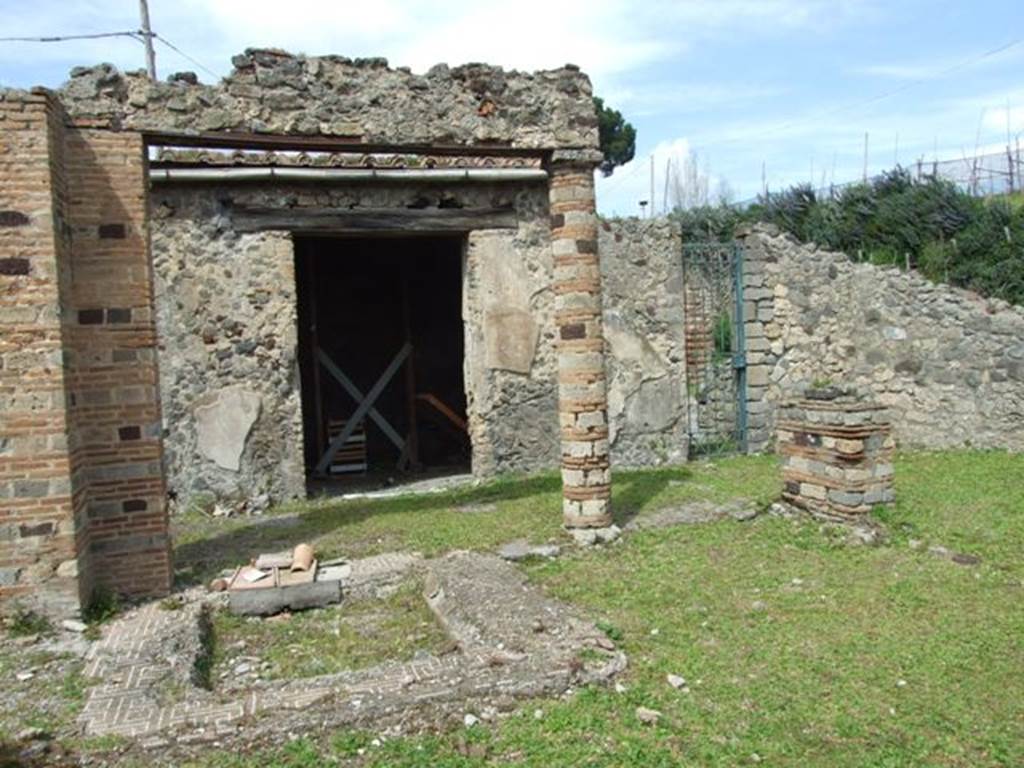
top-left (294, 235), bottom-right (469, 486)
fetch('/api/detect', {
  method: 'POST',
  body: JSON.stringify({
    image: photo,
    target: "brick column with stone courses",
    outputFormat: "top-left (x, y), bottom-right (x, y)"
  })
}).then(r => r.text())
top-left (0, 91), bottom-right (87, 616)
top-left (777, 393), bottom-right (895, 519)
top-left (63, 128), bottom-right (172, 598)
top-left (549, 150), bottom-right (612, 529)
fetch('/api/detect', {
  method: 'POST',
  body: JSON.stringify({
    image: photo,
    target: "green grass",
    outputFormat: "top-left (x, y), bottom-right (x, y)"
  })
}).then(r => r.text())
top-left (210, 580), bottom-right (450, 681)
top-left (1, 606), bottom-right (53, 638)
top-left (172, 456), bottom-right (780, 587)
top-left (173, 451), bottom-right (1023, 767)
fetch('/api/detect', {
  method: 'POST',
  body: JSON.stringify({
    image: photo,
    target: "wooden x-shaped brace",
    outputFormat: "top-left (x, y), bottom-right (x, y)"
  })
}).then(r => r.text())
top-left (314, 343), bottom-right (411, 476)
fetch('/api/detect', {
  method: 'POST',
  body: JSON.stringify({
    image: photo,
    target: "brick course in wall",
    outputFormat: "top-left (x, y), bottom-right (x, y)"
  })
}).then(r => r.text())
top-left (778, 395), bottom-right (895, 520)
top-left (1, 92), bottom-right (171, 615)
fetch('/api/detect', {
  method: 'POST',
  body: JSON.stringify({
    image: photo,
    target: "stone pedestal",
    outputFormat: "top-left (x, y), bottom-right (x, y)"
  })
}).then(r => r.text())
top-left (777, 390), bottom-right (894, 520)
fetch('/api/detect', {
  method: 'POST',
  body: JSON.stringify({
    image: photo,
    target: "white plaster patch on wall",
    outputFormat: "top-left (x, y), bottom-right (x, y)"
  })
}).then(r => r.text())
top-left (484, 309), bottom-right (539, 374)
top-left (194, 386), bottom-right (262, 471)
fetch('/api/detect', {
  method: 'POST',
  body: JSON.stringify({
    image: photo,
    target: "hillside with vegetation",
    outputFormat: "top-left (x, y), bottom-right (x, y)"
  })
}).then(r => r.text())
top-left (674, 169), bottom-right (1024, 307)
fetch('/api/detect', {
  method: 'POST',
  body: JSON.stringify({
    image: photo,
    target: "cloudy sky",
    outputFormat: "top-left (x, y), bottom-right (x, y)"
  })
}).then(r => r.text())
top-left (2, 0), bottom-right (1022, 214)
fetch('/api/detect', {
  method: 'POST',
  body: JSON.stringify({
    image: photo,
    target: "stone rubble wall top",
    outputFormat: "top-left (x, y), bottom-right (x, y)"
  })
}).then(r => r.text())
top-left (741, 221), bottom-right (1024, 322)
top-left (5, 48), bottom-right (600, 150)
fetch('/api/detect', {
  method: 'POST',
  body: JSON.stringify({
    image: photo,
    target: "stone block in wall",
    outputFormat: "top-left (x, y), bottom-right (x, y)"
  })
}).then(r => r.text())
top-left (484, 309), bottom-right (538, 374)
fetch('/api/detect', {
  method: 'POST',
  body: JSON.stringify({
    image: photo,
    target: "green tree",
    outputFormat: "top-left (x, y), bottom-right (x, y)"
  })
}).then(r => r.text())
top-left (594, 97), bottom-right (636, 177)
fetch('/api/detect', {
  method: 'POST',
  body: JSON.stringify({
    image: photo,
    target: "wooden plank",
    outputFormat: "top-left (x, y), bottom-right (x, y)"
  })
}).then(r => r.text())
top-left (306, 253), bottom-right (327, 459)
top-left (400, 275), bottom-right (420, 472)
top-left (415, 393), bottom-right (468, 433)
top-left (232, 206), bottom-right (518, 233)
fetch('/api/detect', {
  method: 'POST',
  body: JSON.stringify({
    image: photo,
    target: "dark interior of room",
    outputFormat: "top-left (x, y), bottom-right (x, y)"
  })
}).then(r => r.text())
top-left (294, 235), bottom-right (469, 482)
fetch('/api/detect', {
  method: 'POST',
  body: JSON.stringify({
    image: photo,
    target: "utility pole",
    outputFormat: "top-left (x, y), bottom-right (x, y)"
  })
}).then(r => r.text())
top-left (649, 155), bottom-right (655, 219)
top-left (662, 157), bottom-right (671, 214)
top-left (862, 132), bottom-right (869, 182)
top-left (139, 0), bottom-right (157, 80)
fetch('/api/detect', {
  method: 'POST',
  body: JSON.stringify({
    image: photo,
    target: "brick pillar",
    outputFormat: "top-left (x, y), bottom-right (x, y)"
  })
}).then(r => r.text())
top-left (0, 91), bottom-right (86, 616)
top-left (64, 128), bottom-right (172, 599)
top-left (550, 150), bottom-right (612, 529)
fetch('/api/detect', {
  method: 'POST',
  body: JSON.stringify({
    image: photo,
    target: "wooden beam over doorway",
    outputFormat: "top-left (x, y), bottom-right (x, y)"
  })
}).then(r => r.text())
top-left (231, 206), bottom-right (518, 233)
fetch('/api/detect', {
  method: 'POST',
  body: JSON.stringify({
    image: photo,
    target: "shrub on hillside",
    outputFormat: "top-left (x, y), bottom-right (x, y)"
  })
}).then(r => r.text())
top-left (670, 169), bottom-right (1024, 306)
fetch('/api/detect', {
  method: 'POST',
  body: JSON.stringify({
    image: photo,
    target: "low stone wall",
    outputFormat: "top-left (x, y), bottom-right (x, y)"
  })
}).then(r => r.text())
top-left (598, 219), bottom-right (688, 465)
top-left (740, 225), bottom-right (1024, 451)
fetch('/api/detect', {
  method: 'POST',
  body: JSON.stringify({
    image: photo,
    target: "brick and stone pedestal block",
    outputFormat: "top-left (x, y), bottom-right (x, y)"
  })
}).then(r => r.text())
top-left (549, 150), bottom-right (612, 530)
top-left (777, 389), bottom-right (895, 520)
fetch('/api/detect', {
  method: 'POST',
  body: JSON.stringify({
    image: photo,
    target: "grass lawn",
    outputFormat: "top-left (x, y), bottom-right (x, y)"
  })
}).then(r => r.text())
top-left (175, 451), bottom-right (1022, 767)
top-left (210, 578), bottom-right (450, 683)
top-left (172, 454), bottom-right (781, 588)
top-left (4, 451), bottom-right (1021, 766)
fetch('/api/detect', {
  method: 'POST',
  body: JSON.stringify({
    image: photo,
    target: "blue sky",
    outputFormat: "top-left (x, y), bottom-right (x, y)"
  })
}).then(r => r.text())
top-left (2, 1), bottom-right (1022, 215)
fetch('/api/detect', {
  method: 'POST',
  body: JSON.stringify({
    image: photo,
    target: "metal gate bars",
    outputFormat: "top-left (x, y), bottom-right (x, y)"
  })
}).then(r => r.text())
top-left (681, 241), bottom-right (748, 456)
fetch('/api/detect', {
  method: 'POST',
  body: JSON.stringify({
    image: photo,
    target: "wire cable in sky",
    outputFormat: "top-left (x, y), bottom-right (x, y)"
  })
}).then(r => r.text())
top-left (152, 35), bottom-right (219, 80)
top-left (694, 35), bottom-right (1024, 152)
top-left (0, 31), bottom-right (142, 44)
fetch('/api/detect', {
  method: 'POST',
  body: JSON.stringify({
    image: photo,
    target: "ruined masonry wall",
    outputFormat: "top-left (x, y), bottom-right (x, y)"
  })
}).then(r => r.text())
top-left (151, 198), bottom-right (698, 504)
top-left (149, 195), bottom-right (304, 504)
top-left (597, 219), bottom-right (688, 465)
top-left (57, 51), bottom-right (598, 150)
top-left (150, 182), bottom-right (557, 502)
top-left (740, 226), bottom-right (1024, 451)
top-left (463, 190), bottom-right (560, 477)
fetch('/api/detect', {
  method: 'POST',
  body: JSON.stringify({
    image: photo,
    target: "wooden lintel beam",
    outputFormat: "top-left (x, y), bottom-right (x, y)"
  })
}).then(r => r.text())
top-left (231, 206), bottom-right (518, 233)
top-left (143, 129), bottom-right (547, 159)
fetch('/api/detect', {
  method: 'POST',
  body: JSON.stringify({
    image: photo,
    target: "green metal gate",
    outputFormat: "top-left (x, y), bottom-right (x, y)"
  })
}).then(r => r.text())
top-left (681, 241), bottom-right (748, 456)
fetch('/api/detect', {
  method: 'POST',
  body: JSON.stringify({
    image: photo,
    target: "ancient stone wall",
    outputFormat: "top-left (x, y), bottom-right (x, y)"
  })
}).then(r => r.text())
top-left (739, 225), bottom-right (1024, 451)
top-left (150, 180), bottom-right (556, 502)
top-left (149, 192), bottom-right (304, 505)
top-left (597, 219), bottom-right (688, 466)
top-left (152, 196), bottom-right (703, 503)
top-left (56, 51), bottom-right (598, 150)
top-left (3, 48), bottom-right (611, 610)
top-left (463, 204), bottom-right (560, 476)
